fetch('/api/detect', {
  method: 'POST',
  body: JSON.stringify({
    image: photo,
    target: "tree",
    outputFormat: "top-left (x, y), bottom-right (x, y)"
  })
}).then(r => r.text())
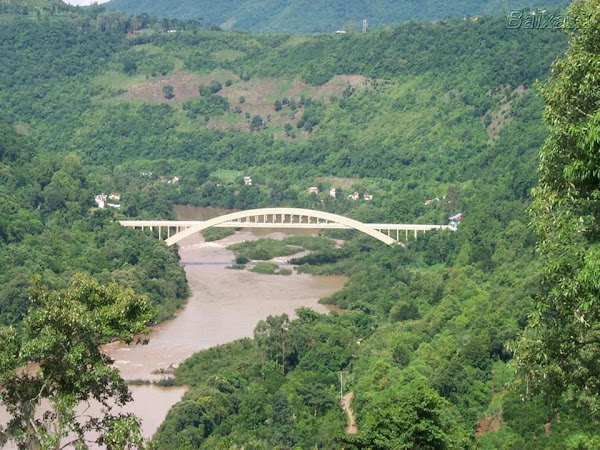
top-left (162, 85), bottom-right (175, 100)
top-left (254, 314), bottom-right (292, 373)
top-left (0, 274), bottom-right (154, 449)
top-left (250, 115), bottom-right (264, 131)
top-left (513, 0), bottom-right (600, 413)
top-left (347, 378), bottom-right (472, 449)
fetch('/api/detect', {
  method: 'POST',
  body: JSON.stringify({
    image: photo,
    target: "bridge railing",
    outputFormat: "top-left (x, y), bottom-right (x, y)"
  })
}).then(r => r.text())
top-left (119, 220), bottom-right (453, 244)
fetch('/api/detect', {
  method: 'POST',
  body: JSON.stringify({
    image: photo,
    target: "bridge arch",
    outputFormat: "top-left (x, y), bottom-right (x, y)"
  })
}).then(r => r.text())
top-left (165, 208), bottom-right (397, 246)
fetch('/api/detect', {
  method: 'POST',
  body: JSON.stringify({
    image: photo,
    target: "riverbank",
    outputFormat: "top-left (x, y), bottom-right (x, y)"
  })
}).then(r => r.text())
top-left (107, 228), bottom-right (347, 441)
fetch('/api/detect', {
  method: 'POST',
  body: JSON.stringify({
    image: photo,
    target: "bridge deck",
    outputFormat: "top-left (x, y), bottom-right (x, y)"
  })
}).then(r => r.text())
top-left (119, 220), bottom-right (453, 231)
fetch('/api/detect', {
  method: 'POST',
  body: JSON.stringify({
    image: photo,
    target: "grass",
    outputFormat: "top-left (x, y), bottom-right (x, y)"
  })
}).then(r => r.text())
top-left (210, 169), bottom-right (244, 184)
top-left (228, 238), bottom-right (303, 261)
top-left (283, 235), bottom-right (336, 251)
top-left (213, 49), bottom-right (246, 62)
top-left (250, 262), bottom-right (279, 274)
top-left (92, 71), bottom-right (149, 92)
top-left (202, 227), bottom-right (236, 242)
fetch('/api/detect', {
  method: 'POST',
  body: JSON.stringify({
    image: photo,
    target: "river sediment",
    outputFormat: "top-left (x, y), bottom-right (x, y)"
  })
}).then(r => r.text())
top-left (112, 228), bottom-right (346, 441)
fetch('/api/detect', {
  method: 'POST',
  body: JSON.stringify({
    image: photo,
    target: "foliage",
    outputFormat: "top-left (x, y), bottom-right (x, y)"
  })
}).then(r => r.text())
top-left (154, 310), bottom-right (366, 448)
top-left (0, 121), bottom-right (188, 326)
top-left (162, 84), bottom-right (174, 100)
top-left (201, 227), bottom-right (235, 242)
top-left (104, 0), bottom-right (570, 33)
top-left (0, 274), bottom-right (153, 449)
top-left (250, 261), bottom-right (279, 274)
top-left (0, 5), bottom-right (597, 447)
top-left (228, 238), bottom-right (302, 261)
top-left (346, 377), bottom-right (473, 449)
top-left (513, 0), bottom-right (600, 414)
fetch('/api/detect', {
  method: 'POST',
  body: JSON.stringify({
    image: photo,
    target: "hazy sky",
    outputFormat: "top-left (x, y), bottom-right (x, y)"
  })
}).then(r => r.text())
top-left (64, 0), bottom-right (111, 5)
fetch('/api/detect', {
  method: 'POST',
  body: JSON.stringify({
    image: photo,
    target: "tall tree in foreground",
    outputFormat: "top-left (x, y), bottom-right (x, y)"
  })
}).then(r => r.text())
top-left (0, 274), bottom-right (154, 449)
top-left (514, 0), bottom-right (600, 412)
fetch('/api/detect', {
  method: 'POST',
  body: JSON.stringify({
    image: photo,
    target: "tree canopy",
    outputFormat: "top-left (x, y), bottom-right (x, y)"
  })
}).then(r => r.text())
top-left (513, 0), bottom-right (600, 414)
top-left (0, 274), bottom-right (153, 449)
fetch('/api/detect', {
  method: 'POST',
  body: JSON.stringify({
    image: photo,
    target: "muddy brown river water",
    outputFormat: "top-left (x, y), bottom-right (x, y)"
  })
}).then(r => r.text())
top-left (0, 207), bottom-right (347, 448)
top-left (119, 230), bottom-right (346, 441)
top-left (106, 206), bottom-right (346, 443)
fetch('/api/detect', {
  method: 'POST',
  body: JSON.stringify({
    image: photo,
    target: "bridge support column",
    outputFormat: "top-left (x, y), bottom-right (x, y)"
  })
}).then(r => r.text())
top-left (414, 230), bottom-right (418, 240)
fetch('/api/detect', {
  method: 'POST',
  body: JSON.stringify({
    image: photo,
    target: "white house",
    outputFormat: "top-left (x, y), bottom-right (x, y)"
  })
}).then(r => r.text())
top-left (363, 194), bottom-right (373, 201)
top-left (109, 192), bottom-right (120, 201)
top-left (329, 188), bottom-right (337, 198)
top-left (308, 187), bottom-right (320, 194)
top-left (243, 176), bottom-right (253, 186)
top-left (347, 191), bottom-right (360, 201)
top-left (95, 194), bottom-right (107, 208)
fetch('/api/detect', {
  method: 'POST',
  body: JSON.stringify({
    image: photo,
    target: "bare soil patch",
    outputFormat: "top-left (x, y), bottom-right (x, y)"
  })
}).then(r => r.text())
top-left (119, 72), bottom-right (371, 134)
top-left (475, 413), bottom-right (501, 437)
top-left (342, 392), bottom-right (357, 435)
top-left (121, 72), bottom-right (238, 104)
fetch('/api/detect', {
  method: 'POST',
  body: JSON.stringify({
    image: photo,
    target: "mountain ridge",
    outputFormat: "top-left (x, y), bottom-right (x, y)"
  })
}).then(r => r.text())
top-left (103, 0), bottom-right (572, 33)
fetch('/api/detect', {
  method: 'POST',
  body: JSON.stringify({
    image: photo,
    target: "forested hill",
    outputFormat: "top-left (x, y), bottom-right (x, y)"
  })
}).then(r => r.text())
top-left (104, 0), bottom-right (571, 33)
top-left (2, 5), bottom-right (596, 446)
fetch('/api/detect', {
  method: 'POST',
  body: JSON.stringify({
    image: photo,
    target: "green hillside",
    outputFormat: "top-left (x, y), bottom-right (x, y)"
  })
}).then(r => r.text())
top-left (0, 0), bottom-right (70, 12)
top-left (1, 3), bottom-right (599, 448)
top-left (104, 0), bottom-right (571, 32)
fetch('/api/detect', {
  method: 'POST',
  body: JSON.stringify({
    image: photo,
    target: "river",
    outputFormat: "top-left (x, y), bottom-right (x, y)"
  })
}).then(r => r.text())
top-left (108, 206), bottom-right (346, 442)
top-left (0, 206), bottom-right (346, 447)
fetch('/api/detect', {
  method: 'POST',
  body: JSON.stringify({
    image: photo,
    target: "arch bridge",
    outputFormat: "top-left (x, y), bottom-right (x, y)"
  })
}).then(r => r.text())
top-left (119, 208), bottom-right (453, 246)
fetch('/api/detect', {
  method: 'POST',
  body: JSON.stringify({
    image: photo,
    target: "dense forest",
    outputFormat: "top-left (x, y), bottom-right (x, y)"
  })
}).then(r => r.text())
top-left (104, 0), bottom-right (571, 33)
top-left (0, 1), bottom-right (598, 448)
top-left (0, 124), bottom-right (188, 324)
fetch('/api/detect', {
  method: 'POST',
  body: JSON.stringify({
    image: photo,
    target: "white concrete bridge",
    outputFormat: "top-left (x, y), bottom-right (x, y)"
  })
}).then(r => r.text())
top-left (119, 208), bottom-right (453, 246)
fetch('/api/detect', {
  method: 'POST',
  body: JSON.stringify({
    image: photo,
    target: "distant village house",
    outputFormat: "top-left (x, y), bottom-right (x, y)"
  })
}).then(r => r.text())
top-left (95, 194), bottom-right (120, 209)
top-left (95, 194), bottom-right (107, 209)
top-left (329, 188), bottom-right (337, 198)
top-left (308, 187), bottom-right (320, 194)
top-left (243, 176), bottom-right (253, 186)
top-left (449, 213), bottom-right (463, 229)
